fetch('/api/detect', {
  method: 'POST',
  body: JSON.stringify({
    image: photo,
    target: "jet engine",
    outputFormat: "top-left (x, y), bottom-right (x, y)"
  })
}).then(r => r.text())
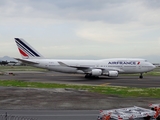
top-left (108, 71), bottom-right (118, 77)
top-left (91, 69), bottom-right (102, 76)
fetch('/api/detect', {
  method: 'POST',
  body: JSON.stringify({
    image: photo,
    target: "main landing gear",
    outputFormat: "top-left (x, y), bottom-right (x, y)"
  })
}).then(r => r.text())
top-left (85, 74), bottom-right (99, 78)
top-left (139, 73), bottom-right (143, 79)
top-left (85, 74), bottom-right (92, 78)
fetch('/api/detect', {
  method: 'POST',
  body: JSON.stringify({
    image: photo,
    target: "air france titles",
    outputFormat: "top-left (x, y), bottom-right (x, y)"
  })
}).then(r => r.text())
top-left (108, 61), bottom-right (136, 65)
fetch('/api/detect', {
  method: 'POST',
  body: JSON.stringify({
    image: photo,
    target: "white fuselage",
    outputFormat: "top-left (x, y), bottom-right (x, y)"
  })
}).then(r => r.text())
top-left (26, 58), bottom-right (155, 75)
top-left (14, 38), bottom-right (156, 78)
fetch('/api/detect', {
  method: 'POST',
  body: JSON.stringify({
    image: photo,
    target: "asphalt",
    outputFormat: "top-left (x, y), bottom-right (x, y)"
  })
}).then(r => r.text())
top-left (0, 110), bottom-right (98, 120)
top-left (0, 71), bottom-right (159, 120)
top-left (1, 71), bottom-right (160, 87)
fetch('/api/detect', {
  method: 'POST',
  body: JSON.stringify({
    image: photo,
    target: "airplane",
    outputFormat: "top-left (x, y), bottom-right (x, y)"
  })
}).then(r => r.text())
top-left (14, 38), bottom-right (156, 79)
top-left (0, 56), bottom-right (21, 66)
top-left (0, 60), bottom-right (8, 65)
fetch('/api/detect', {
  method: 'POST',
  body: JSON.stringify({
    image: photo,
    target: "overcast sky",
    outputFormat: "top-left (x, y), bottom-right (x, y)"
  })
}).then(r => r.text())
top-left (1, 0), bottom-right (160, 62)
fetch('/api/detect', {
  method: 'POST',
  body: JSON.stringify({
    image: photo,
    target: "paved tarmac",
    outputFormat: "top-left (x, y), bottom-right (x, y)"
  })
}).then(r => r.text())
top-left (0, 110), bottom-right (98, 120)
top-left (1, 71), bottom-right (160, 87)
top-left (0, 71), bottom-right (159, 120)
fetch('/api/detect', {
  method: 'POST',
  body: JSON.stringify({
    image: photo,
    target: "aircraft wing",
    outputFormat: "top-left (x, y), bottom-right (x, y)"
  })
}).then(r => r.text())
top-left (58, 61), bottom-right (124, 72)
top-left (58, 62), bottom-right (89, 69)
top-left (14, 58), bottom-right (39, 64)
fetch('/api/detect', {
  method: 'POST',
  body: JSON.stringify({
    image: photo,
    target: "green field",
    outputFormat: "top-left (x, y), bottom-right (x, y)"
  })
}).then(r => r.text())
top-left (0, 80), bottom-right (159, 98)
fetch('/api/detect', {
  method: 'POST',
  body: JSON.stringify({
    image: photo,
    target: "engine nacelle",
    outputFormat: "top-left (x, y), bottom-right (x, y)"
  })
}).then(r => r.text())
top-left (91, 69), bottom-right (102, 76)
top-left (108, 71), bottom-right (118, 77)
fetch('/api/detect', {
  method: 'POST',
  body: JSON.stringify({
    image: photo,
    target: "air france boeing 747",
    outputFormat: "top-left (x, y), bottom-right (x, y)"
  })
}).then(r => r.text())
top-left (14, 38), bottom-right (155, 79)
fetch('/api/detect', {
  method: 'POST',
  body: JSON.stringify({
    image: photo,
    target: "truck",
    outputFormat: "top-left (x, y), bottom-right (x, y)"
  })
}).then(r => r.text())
top-left (97, 104), bottom-right (160, 120)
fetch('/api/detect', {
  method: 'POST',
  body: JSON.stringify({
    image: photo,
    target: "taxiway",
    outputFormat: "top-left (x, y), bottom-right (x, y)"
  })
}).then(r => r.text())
top-left (1, 71), bottom-right (160, 87)
top-left (0, 110), bottom-right (98, 120)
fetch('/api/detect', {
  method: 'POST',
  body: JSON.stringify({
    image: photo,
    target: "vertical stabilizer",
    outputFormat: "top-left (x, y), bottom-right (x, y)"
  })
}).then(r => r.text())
top-left (15, 38), bottom-right (44, 59)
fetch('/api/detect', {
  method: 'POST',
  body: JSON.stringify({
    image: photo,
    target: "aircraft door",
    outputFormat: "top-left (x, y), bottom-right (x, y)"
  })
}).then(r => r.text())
top-left (137, 62), bottom-right (141, 72)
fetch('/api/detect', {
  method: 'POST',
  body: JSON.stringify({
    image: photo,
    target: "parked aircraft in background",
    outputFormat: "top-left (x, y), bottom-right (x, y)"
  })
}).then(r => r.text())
top-left (14, 38), bottom-right (155, 79)
top-left (0, 60), bottom-right (8, 65)
top-left (0, 56), bottom-right (21, 66)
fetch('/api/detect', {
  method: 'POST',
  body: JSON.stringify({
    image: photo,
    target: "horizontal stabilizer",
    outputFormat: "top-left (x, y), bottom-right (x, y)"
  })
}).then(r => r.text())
top-left (15, 58), bottom-right (39, 64)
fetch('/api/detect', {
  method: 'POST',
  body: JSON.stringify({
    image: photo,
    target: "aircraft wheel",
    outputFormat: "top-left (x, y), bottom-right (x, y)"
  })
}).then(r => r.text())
top-left (139, 74), bottom-right (143, 79)
top-left (85, 74), bottom-right (93, 78)
top-left (85, 74), bottom-right (88, 78)
top-left (85, 74), bottom-right (91, 78)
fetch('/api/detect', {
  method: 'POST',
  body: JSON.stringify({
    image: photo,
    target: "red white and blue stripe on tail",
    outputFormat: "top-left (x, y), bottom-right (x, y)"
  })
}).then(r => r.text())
top-left (15, 38), bottom-right (44, 59)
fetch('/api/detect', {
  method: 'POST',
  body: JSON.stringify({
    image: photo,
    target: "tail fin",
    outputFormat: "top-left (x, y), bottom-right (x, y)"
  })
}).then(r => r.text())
top-left (15, 38), bottom-right (44, 59)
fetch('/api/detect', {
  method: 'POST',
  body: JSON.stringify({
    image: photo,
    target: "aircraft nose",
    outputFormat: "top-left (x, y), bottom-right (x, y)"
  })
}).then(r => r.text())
top-left (150, 63), bottom-right (156, 70)
top-left (152, 64), bottom-right (156, 69)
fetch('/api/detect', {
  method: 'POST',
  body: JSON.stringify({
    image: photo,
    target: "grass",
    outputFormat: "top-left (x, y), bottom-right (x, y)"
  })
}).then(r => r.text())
top-left (0, 66), bottom-right (47, 72)
top-left (0, 80), bottom-right (159, 98)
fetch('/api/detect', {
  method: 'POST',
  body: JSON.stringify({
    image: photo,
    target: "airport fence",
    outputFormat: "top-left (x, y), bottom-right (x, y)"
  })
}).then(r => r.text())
top-left (0, 112), bottom-right (38, 120)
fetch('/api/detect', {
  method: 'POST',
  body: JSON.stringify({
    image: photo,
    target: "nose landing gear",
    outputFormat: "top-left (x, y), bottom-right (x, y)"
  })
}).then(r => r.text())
top-left (139, 73), bottom-right (143, 79)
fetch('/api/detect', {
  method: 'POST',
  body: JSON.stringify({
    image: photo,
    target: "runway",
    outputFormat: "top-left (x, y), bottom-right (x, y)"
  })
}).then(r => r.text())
top-left (1, 71), bottom-right (160, 87)
top-left (0, 110), bottom-right (98, 120)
